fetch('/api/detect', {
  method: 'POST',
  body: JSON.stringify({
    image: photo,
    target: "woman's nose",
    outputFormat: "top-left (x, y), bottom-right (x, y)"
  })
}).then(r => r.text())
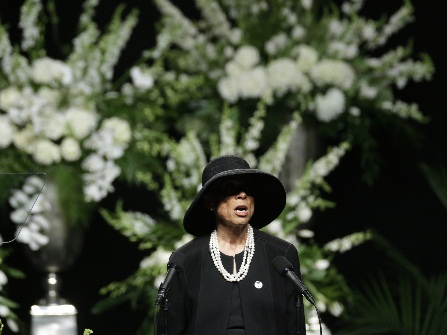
top-left (236, 191), bottom-right (247, 199)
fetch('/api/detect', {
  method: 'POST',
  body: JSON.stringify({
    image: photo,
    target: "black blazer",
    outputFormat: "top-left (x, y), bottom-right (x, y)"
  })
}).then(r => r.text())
top-left (157, 229), bottom-right (306, 335)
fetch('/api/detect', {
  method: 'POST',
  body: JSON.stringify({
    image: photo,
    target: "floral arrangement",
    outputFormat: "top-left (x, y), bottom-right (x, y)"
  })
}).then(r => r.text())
top-left (0, 0), bottom-right (142, 332)
top-left (128, 0), bottom-right (433, 181)
top-left (97, 104), bottom-right (372, 334)
top-left (0, 0), bottom-right (434, 333)
top-left (0, 0), bottom-right (137, 249)
top-left (90, 0), bottom-right (433, 333)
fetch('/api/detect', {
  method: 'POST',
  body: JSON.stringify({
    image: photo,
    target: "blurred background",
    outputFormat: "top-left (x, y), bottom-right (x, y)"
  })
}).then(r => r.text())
top-left (0, 0), bottom-right (446, 334)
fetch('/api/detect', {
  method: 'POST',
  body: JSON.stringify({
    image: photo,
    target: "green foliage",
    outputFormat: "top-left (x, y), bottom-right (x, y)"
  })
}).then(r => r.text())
top-left (338, 235), bottom-right (447, 335)
top-left (420, 163), bottom-right (447, 210)
top-left (0, 249), bottom-right (24, 333)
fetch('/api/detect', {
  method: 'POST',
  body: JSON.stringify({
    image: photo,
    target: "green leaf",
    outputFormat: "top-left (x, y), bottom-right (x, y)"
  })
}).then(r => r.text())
top-left (420, 163), bottom-right (447, 210)
top-left (91, 292), bottom-right (133, 314)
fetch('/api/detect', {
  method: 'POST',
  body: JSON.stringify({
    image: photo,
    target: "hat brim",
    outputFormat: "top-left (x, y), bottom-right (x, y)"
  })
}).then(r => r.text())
top-left (183, 169), bottom-right (286, 236)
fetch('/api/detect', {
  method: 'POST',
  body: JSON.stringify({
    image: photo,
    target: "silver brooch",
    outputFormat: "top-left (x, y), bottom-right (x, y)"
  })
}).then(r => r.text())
top-left (254, 281), bottom-right (263, 289)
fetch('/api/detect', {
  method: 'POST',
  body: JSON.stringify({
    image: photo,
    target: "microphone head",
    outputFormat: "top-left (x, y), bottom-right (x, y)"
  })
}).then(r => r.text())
top-left (272, 255), bottom-right (293, 276)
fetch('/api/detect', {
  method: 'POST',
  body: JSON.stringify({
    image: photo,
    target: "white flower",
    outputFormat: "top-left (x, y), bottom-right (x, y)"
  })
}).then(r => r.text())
top-left (36, 87), bottom-right (62, 107)
top-left (27, 176), bottom-right (46, 189)
top-left (153, 274), bottom-right (165, 288)
top-left (295, 45), bottom-right (319, 72)
top-left (314, 259), bottom-right (330, 270)
top-left (362, 23), bottom-right (378, 41)
top-left (217, 76), bottom-right (240, 103)
top-left (328, 19), bottom-right (344, 37)
top-left (85, 128), bottom-right (125, 160)
top-left (139, 256), bottom-right (153, 269)
top-left (31, 195), bottom-right (51, 213)
top-left (13, 127), bottom-right (35, 153)
top-left (65, 107), bottom-right (98, 139)
top-left (230, 28), bottom-right (242, 44)
top-left (0, 116), bottom-right (16, 148)
top-left (10, 208), bottom-right (29, 224)
top-left (264, 219), bottom-right (285, 237)
top-left (131, 213), bottom-right (154, 235)
top-left (298, 229), bottom-right (315, 238)
top-left (297, 203), bottom-right (312, 222)
top-left (301, 0), bottom-right (313, 9)
top-left (287, 193), bottom-right (301, 206)
top-left (291, 25), bottom-right (306, 40)
top-left (267, 58), bottom-right (311, 96)
top-left (40, 113), bottom-right (66, 140)
top-left (130, 66), bottom-right (154, 90)
top-left (224, 61), bottom-right (244, 77)
top-left (0, 305), bottom-right (10, 317)
top-left (140, 247), bottom-right (172, 269)
top-left (239, 67), bottom-right (269, 99)
top-left (328, 41), bottom-right (358, 59)
top-left (29, 214), bottom-right (50, 230)
top-left (82, 154), bottom-right (105, 172)
top-left (349, 106), bottom-right (361, 116)
top-left (83, 183), bottom-right (103, 202)
top-left (83, 160), bottom-right (121, 202)
top-left (329, 301), bottom-right (344, 317)
top-left (60, 137), bottom-right (82, 161)
top-left (101, 117), bottom-right (132, 145)
top-left (16, 224), bottom-right (49, 250)
top-left (264, 33), bottom-right (288, 55)
top-left (315, 88), bottom-right (346, 122)
top-left (6, 318), bottom-right (19, 333)
top-left (310, 60), bottom-right (356, 90)
top-left (0, 270), bottom-right (8, 289)
top-left (360, 81), bottom-right (378, 99)
top-left (32, 139), bottom-right (61, 165)
top-left (31, 57), bottom-right (73, 85)
top-left (9, 189), bottom-right (30, 208)
top-left (22, 178), bottom-right (41, 194)
top-left (233, 45), bottom-right (260, 69)
top-left (0, 86), bottom-right (21, 110)
top-left (312, 159), bottom-right (330, 177)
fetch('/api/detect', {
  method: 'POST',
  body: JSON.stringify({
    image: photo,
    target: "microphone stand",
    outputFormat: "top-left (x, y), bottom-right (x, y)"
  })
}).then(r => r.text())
top-left (153, 296), bottom-right (170, 335)
top-left (163, 297), bottom-right (170, 335)
top-left (295, 294), bottom-right (302, 335)
top-left (154, 284), bottom-right (170, 335)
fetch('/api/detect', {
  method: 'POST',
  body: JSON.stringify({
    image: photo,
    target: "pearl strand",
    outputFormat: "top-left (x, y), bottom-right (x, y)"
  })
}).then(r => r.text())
top-left (209, 224), bottom-right (255, 282)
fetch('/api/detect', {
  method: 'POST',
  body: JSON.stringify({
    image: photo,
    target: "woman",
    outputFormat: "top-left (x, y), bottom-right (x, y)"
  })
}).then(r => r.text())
top-left (157, 155), bottom-right (306, 335)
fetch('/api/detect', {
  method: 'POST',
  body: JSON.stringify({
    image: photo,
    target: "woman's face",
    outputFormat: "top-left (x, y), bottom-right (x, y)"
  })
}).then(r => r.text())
top-left (210, 176), bottom-right (255, 228)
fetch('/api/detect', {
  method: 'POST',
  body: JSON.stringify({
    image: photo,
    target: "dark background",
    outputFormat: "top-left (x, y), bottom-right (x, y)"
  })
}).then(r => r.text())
top-left (1, 0), bottom-right (446, 334)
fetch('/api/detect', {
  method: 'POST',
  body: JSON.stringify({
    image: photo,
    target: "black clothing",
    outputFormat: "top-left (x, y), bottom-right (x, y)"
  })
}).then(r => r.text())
top-left (157, 229), bottom-right (306, 335)
top-left (224, 252), bottom-right (244, 332)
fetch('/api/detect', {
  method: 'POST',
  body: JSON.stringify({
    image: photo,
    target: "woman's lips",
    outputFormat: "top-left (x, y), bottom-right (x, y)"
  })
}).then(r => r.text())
top-left (234, 205), bottom-right (248, 216)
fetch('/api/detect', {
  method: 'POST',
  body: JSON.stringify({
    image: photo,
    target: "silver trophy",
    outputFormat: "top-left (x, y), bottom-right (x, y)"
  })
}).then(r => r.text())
top-left (26, 181), bottom-right (84, 335)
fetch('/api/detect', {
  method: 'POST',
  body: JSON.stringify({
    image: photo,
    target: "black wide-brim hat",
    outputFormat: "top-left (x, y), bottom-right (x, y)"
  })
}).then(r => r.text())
top-left (183, 155), bottom-right (286, 236)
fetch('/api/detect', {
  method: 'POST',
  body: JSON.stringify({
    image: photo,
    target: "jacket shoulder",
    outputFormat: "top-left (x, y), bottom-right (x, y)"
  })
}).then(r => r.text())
top-left (254, 229), bottom-right (295, 252)
top-left (173, 234), bottom-right (209, 258)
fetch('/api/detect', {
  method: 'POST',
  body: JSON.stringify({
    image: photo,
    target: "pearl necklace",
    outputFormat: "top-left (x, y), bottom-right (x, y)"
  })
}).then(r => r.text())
top-left (209, 224), bottom-right (255, 282)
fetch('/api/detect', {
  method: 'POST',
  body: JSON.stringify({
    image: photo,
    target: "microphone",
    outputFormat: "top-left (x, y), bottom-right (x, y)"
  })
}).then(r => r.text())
top-left (155, 252), bottom-right (184, 305)
top-left (272, 255), bottom-right (316, 306)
